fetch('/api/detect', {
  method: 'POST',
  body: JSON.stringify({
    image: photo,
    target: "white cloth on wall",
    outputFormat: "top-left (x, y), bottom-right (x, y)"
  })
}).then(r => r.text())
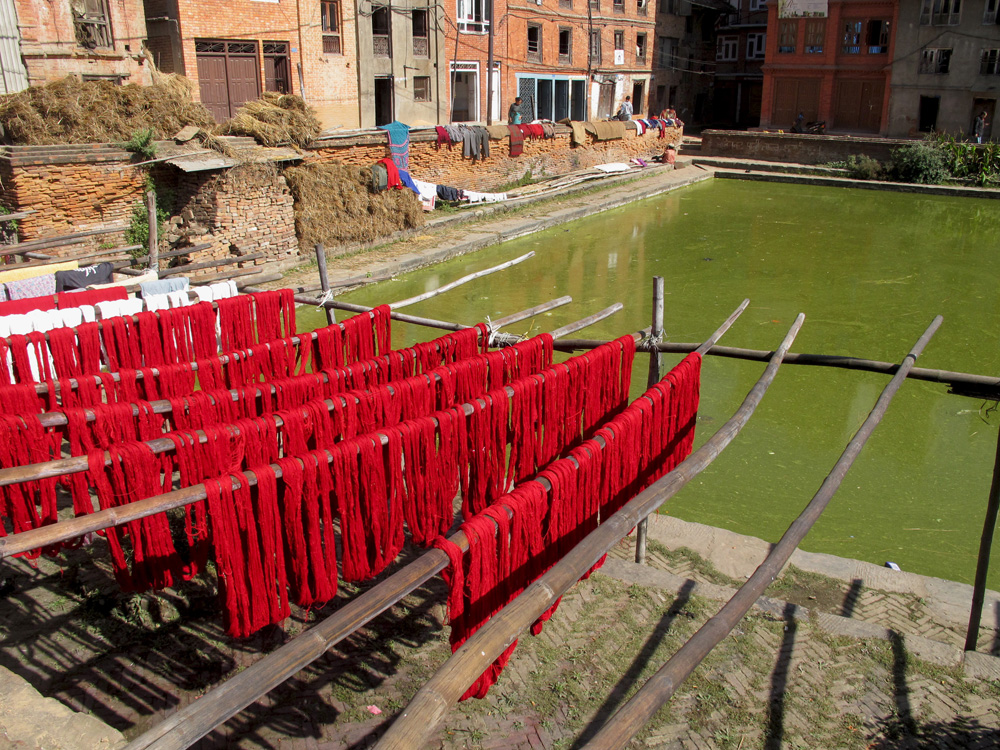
top-left (167, 290), bottom-right (191, 308)
top-left (144, 294), bottom-right (171, 313)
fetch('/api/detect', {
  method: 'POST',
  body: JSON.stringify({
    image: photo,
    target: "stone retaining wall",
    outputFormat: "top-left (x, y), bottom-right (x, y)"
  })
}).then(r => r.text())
top-left (0, 122), bottom-right (681, 263)
top-left (701, 130), bottom-right (913, 165)
top-left (307, 123), bottom-right (682, 192)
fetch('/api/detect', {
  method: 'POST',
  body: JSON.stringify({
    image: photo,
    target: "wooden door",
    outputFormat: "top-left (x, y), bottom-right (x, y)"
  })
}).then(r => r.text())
top-left (196, 52), bottom-right (230, 122)
top-left (227, 54), bottom-right (260, 113)
top-left (598, 82), bottom-right (614, 118)
top-left (834, 79), bottom-right (882, 132)
top-left (772, 78), bottom-right (819, 129)
top-left (263, 42), bottom-right (291, 93)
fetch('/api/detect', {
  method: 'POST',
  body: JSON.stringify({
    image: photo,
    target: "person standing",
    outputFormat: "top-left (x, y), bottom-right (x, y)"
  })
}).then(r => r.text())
top-left (974, 111), bottom-right (989, 144)
top-left (508, 97), bottom-right (523, 125)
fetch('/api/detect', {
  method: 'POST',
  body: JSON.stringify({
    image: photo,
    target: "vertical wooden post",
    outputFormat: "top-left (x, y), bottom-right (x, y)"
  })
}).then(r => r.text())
top-left (964, 425), bottom-right (1000, 652)
top-left (145, 188), bottom-right (159, 273)
top-left (315, 243), bottom-right (336, 325)
top-left (635, 275), bottom-right (664, 565)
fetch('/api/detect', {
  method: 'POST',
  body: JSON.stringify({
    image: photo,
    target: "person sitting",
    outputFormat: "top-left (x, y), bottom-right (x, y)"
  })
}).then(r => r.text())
top-left (616, 96), bottom-right (633, 121)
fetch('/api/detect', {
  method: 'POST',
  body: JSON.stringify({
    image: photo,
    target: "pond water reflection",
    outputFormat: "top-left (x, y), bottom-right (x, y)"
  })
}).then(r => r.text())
top-left (299, 178), bottom-right (1000, 588)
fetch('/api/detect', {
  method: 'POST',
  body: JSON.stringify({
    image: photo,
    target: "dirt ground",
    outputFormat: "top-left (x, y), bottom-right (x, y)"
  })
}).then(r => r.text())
top-left (2, 526), bottom-right (997, 749)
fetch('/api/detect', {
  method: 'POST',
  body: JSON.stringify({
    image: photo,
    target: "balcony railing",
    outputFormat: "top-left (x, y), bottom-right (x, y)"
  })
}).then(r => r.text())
top-left (373, 34), bottom-right (390, 56)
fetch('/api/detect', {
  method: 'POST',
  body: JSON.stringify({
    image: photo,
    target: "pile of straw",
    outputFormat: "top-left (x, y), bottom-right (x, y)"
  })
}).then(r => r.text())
top-left (220, 92), bottom-right (321, 148)
top-left (285, 162), bottom-right (424, 248)
top-left (0, 75), bottom-right (216, 145)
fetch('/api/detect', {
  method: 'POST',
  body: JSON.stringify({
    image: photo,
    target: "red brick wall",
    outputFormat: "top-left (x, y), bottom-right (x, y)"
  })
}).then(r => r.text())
top-left (306, 124), bottom-right (682, 192)
top-left (14, 0), bottom-right (151, 86)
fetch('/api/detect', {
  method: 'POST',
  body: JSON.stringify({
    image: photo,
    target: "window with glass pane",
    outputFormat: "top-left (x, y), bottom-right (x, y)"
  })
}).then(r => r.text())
top-left (841, 20), bottom-right (862, 53)
top-left (527, 24), bottom-right (542, 62)
top-left (779, 20), bottom-right (796, 52)
top-left (804, 19), bottom-right (824, 52)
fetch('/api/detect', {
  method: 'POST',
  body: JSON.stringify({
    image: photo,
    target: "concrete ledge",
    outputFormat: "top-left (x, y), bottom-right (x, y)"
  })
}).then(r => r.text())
top-left (0, 667), bottom-right (124, 749)
top-left (642, 514), bottom-right (1000, 635)
top-left (714, 169), bottom-right (1000, 199)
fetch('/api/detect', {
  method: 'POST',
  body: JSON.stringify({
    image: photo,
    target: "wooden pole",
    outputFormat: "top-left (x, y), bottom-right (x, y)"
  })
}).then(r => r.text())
top-left (373, 313), bottom-right (803, 750)
top-left (583, 317), bottom-right (943, 750)
top-left (387, 252), bottom-right (535, 309)
top-left (636, 276), bottom-right (664, 565)
top-left (145, 188), bottom-right (159, 273)
top-left (547, 340), bottom-right (1000, 399)
top-left (314, 244), bottom-right (337, 325)
top-left (964, 424), bottom-right (1000, 652)
top-left (547, 303), bottom-right (623, 339)
top-left (121, 302), bottom-right (750, 750)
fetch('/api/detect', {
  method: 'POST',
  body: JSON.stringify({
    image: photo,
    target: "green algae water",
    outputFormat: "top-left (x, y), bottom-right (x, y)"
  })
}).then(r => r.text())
top-left (299, 179), bottom-right (1000, 589)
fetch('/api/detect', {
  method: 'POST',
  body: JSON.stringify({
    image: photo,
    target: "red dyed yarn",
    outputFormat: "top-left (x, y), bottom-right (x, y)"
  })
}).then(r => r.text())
top-left (88, 443), bottom-right (179, 591)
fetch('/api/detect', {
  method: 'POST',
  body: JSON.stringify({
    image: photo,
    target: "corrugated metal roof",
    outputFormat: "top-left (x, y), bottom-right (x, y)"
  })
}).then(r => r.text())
top-left (157, 137), bottom-right (303, 172)
top-left (0, 0), bottom-right (29, 95)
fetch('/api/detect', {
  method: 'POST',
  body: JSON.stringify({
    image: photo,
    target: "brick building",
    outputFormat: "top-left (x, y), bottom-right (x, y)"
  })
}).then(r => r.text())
top-left (759, 0), bottom-right (897, 133)
top-left (356, 0), bottom-right (449, 127)
top-left (649, 0), bottom-right (729, 125)
top-left (887, 0), bottom-right (999, 138)
top-left (441, 0), bottom-right (657, 124)
top-left (143, 0), bottom-right (360, 128)
top-left (712, 0), bottom-right (768, 127)
top-left (0, 0), bottom-right (150, 93)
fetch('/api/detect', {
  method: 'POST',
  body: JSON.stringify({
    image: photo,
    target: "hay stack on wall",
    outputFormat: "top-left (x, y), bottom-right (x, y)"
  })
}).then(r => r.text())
top-left (220, 92), bottom-right (321, 148)
top-left (0, 76), bottom-right (216, 145)
top-left (285, 162), bottom-right (424, 248)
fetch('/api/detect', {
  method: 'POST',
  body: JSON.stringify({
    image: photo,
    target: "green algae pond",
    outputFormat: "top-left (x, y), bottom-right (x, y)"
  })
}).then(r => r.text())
top-left (299, 178), bottom-right (1000, 590)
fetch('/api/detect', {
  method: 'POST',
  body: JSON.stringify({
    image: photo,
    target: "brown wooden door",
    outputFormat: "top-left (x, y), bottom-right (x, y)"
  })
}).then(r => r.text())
top-left (263, 42), bottom-right (291, 93)
top-left (196, 53), bottom-right (231, 122)
top-left (598, 82), bottom-right (614, 118)
top-left (833, 79), bottom-right (883, 132)
top-left (227, 54), bottom-right (260, 111)
top-left (772, 78), bottom-right (820, 129)
top-left (195, 40), bottom-right (260, 122)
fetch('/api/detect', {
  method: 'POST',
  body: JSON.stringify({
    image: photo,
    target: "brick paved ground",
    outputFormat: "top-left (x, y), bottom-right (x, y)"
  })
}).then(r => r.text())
top-left (1, 521), bottom-right (997, 750)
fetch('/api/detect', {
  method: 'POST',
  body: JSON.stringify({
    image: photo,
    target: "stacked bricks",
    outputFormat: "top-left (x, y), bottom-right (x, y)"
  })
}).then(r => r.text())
top-left (0, 146), bottom-right (142, 256)
top-left (171, 167), bottom-right (299, 273)
top-left (305, 124), bottom-right (683, 193)
top-left (0, 146), bottom-right (298, 266)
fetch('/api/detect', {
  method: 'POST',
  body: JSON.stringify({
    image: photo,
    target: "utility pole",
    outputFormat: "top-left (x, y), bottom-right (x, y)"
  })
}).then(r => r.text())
top-left (486, 0), bottom-right (495, 124)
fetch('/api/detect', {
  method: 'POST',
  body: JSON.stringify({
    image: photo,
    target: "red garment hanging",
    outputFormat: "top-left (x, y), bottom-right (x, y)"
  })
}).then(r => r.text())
top-left (55, 287), bottom-right (127, 309)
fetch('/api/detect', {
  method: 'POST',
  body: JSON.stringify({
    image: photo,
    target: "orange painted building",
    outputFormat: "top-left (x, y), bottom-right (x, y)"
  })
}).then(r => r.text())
top-left (759, 0), bottom-right (897, 134)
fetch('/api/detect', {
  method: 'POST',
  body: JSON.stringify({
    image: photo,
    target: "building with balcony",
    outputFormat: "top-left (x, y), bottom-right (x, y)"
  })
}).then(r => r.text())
top-left (759, 0), bottom-right (897, 134)
top-left (442, 0), bottom-right (657, 125)
top-left (1, 0), bottom-right (150, 94)
top-left (887, 0), bottom-right (1000, 138)
top-left (356, 0), bottom-right (448, 127)
top-left (142, 0), bottom-right (361, 128)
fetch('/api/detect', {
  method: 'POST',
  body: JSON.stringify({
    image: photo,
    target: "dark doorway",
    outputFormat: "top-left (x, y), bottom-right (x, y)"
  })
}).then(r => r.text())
top-left (571, 79), bottom-right (586, 120)
top-left (554, 79), bottom-right (570, 120)
top-left (537, 78), bottom-right (553, 120)
top-left (632, 80), bottom-right (645, 114)
top-left (374, 76), bottom-right (394, 125)
top-left (918, 95), bottom-right (940, 132)
top-left (451, 68), bottom-right (478, 121)
top-left (972, 97), bottom-right (996, 141)
top-left (263, 41), bottom-right (291, 93)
